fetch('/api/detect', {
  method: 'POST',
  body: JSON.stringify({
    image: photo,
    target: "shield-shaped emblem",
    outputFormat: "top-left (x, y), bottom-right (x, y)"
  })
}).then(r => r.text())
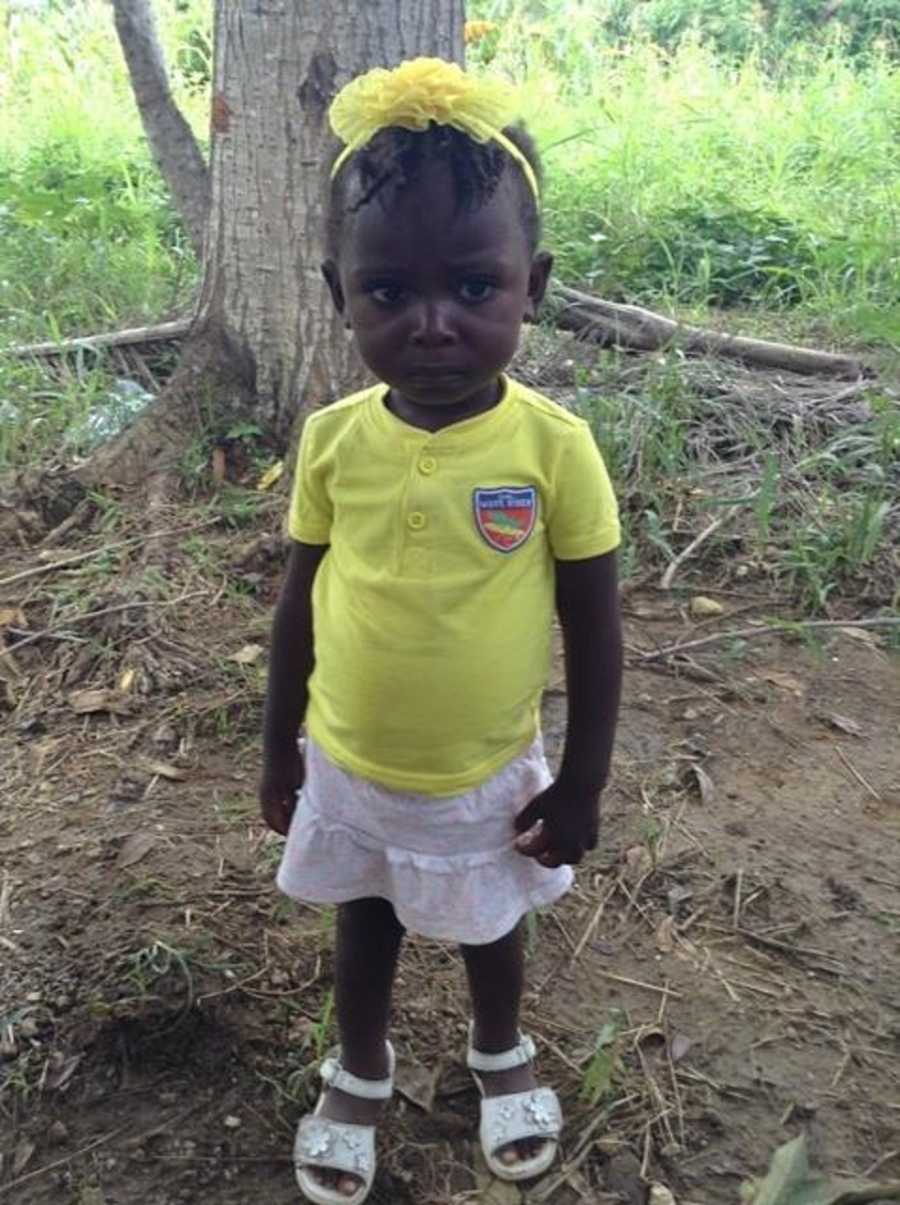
top-left (473, 486), bottom-right (538, 553)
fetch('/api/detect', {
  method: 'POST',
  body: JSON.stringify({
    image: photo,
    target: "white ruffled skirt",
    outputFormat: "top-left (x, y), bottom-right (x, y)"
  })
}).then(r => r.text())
top-left (276, 736), bottom-right (572, 945)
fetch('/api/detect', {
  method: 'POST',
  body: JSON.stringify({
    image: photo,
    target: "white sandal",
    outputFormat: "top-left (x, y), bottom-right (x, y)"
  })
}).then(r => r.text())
top-left (467, 1030), bottom-right (562, 1182)
top-left (294, 1042), bottom-right (395, 1205)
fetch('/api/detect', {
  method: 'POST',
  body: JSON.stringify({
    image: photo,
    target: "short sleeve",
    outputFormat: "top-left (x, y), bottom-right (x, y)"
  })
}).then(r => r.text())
top-left (287, 418), bottom-right (332, 544)
top-left (547, 421), bottom-right (620, 560)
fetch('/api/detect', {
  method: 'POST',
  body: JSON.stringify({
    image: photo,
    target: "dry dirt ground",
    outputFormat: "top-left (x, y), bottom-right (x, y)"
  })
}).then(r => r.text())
top-left (1, 506), bottom-right (899, 1205)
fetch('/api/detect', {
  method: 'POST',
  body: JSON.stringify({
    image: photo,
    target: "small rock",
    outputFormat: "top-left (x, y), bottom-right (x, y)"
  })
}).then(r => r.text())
top-left (690, 595), bottom-right (724, 618)
top-left (48, 1120), bottom-right (69, 1146)
top-left (223, 1115), bottom-right (241, 1129)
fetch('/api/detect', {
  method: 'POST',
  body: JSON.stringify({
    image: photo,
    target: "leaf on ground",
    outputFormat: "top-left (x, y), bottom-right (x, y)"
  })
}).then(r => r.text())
top-left (655, 915), bottom-right (676, 953)
top-left (256, 460), bottom-right (284, 491)
top-left (12, 1137), bottom-right (35, 1175)
top-left (116, 832), bottom-right (157, 869)
top-left (839, 626), bottom-right (883, 651)
top-left (623, 844), bottom-right (652, 880)
top-left (140, 759), bottom-right (187, 781)
top-left (742, 1135), bottom-right (894, 1205)
top-left (649, 1185), bottom-right (677, 1205)
top-left (46, 1053), bottom-right (83, 1090)
top-left (0, 606), bottom-right (26, 627)
top-left (118, 667), bottom-right (136, 693)
top-left (68, 688), bottom-right (131, 716)
top-left (393, 1054), bottom-right (440, 1113)
top-left (689, 763), bottom-right (716, 804)
top-left (669, 1033), bottom-right (693, 1063)
top-left (821, 713), bottom-right (863, 738)
top-left (690, 595), bottom-right (725, 618)
top-left (228, 642), bottom-right (264, 665)
top-left (760, 670), bottom-right (805, 697)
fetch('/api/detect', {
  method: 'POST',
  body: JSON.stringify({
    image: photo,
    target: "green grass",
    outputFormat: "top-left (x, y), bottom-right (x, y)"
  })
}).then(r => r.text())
top-left (0, 0), bottom-right (897, 616)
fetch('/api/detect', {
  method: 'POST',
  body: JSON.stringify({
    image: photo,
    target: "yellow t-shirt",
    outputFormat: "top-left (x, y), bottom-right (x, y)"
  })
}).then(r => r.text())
top-left (288, 376), bottom-right (620, 796)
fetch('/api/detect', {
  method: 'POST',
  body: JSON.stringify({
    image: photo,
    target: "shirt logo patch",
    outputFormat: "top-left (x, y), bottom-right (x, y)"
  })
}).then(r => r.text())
top-left (473, 487), bottom-right (538, 553)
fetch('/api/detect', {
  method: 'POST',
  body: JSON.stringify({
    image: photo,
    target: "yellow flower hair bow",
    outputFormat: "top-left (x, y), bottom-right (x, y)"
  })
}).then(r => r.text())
top-left (329, 57), bottom-right (538, 198)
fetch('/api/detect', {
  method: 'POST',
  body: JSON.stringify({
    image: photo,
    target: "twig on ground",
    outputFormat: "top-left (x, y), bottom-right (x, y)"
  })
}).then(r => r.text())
top-left (660, 515), bottom-right (727, 590)
top-left (732, 868), bottom-right (744, 930)
top-left (0, 1126), bottom-right (127, 1196)
top-left (0, 590), bottom-right (209, 658)
top-left (591, 969), bottom-right (682, 999)
top-left (835, 745), bottom-right (883, 803)
top-left (634, 617), bottom-right (900, 663)
top-left (0, 519), bottom-right (219, 589)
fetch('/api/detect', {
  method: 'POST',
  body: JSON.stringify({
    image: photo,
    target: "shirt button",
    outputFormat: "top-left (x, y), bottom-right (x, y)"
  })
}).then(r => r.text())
top-left (419, 455), bottom-right (437, 475)
top-left (407, 511), bottom-right (426, 531)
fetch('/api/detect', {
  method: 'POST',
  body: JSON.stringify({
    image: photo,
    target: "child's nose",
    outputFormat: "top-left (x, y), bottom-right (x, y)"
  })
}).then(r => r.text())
top-left (409, 301), bottom-right (458, 347)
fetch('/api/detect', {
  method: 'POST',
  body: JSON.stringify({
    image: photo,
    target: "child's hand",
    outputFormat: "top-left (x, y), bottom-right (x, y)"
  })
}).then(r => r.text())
top-left (259, 747), bottom-right (304, 836)
top-left (513, 779), bottom-right (600, 867)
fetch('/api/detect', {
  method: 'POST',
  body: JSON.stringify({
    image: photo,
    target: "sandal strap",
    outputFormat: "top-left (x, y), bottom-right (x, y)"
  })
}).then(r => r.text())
top-left (481, 1087), bottom-right (562, 1152)
top-left (467, 1031), bottom-right (537, 1073)
top-left (294, 1115), bottom-right (375, 1180)
top-left (320, 1041), bottom-right (394, 1101)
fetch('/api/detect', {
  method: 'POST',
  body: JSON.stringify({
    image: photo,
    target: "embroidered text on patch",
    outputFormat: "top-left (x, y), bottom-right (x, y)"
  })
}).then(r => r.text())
top-left (473, 487), bottom-right (537, 553)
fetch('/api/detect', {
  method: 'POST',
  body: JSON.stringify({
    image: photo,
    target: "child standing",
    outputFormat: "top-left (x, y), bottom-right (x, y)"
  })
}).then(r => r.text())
top-left (259, 59), bottom-right (622, 1205)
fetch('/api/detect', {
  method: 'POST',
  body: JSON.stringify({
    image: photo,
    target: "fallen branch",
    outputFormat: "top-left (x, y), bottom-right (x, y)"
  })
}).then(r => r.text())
top-left (660, 514), bottom-right (726, 590)
top-left (0, 519), bottom-right (218, 590)
top-left (553, 284), bottom-right (867, 378)
top-left (0, 589), bottom-right (209, 658)
top-left (8, 284), bottom-right (869, 382)
top-left (634, 616), bottom-right (900, 663)
top-left (6, 318), bottom-right (192, 360)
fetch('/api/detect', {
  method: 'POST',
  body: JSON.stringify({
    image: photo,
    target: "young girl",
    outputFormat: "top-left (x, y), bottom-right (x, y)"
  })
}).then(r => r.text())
top-left (259, 58), bottom-right (622, 1205)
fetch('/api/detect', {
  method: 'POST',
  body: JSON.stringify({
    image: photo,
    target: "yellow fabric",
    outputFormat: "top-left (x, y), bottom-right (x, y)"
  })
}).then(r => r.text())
top-left (289, 377), bottom-right (620, 796)
top-left (329, 57), bottom-right (539, 199)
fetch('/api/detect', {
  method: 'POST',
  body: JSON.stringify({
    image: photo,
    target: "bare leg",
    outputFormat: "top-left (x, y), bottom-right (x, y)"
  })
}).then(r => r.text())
top-left (306, 897), bottom-right (404, 1197)
top-left (461, 921), bottom-right (547, 1165)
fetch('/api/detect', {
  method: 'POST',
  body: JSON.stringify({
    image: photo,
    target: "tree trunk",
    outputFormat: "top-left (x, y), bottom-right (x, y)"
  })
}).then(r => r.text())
top-left (111, 0), bottom-right (210, 260)
top-left (196, 0), bottom-right (465, 441)
top-left (82, 0), bottom-right (465, 491)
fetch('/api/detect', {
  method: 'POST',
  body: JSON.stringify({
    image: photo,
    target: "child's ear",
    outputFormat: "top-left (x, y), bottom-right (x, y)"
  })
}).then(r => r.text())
top-left (524, 251), bottom-right (553, 323)
top-left (321, 260), bottom-right (351, 327)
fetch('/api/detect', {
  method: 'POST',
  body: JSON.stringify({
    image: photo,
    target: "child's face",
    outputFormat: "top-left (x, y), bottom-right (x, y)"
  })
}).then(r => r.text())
top-left (323, 164), bottom-right (552, 419)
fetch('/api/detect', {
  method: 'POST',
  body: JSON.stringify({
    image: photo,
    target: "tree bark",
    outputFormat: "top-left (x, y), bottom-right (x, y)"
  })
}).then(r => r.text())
top-left (195, 0), bottom-right (465, 441)
top-left (81, 0), bottom-right (465, 491)
top-left (111, 0), bottom-right (210, 260)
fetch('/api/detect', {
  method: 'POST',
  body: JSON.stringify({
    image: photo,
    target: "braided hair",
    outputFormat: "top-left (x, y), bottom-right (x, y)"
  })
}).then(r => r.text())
top-left (325, 122), bottom-right (543, 258)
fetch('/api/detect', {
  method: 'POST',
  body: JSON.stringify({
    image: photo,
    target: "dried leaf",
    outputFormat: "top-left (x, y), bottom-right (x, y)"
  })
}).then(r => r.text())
top-left (742, 1135), bottom-right (884, 1205)
top-left (690, 596), bottom-right (725, 618)
top-left (118, 667), bottom-right (136, 693)
top-left (394, 1054), bottom-right (440, 1113)
top-left (839, 626), bottom-right (882, 651)
top-left (822, 713), bottom-right (863, 738)
top-left (649, 1186), bottom-right (677, 1205)
top-left (0, 606), bottom-right (26, 627)
top-left (68, 688), bottom-right (131, 716)
top-left (12, 1138), bottom-right (35, 1176)
top-left (228, 643), bottom-right (264, 666)
top-left (655, 915), bottom-right (676, 953)
top-left (116, 832), bottom-right (157, 869)
top-left (46, 1053), bottom-right (83, 1090)
top-left (760, 670), bottom-right (804, 697)
top-left (256, 460), bottom-right (285, 491)
top-left (623, 844), bottom-right (652, 881)
top-left (141, 759), bottom-right (186, 781)
top-left (670, 1033), bottom-right (693, 1063)
top-left (689, 763), bottom-right (716, 804)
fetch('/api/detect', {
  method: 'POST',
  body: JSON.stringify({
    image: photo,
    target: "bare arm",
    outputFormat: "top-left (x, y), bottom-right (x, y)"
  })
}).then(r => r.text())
top-left (259, 540), bottom-right (328, 835)
top-left (515, 551), bottom-right (623, 866)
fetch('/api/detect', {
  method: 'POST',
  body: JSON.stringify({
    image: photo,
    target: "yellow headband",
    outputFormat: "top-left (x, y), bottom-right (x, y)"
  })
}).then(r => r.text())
top-left (328, 58), bottom-right (539, 200)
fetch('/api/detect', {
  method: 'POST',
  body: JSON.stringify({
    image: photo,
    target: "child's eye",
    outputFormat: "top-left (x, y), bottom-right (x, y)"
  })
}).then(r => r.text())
top-left (366, 282), bottom-right (407, 306)
top-left (458, 279), bottom-right (496, 303)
